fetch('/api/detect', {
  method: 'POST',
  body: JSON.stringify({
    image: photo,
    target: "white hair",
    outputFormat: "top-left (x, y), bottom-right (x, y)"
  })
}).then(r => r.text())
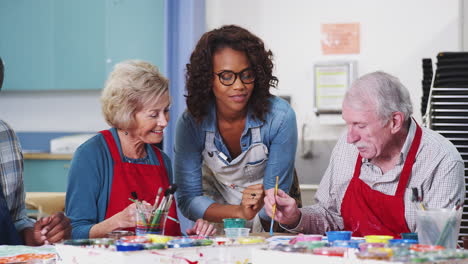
top-left (101, 60), bottom-right (169, 130)
top-left (344, 71), bottom-right (413, 125)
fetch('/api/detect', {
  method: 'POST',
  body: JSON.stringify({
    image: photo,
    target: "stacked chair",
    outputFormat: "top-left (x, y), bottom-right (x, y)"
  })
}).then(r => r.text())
top-left (421, 58), bottom-right (433, 117)
top-left (424, 52), bottom-right (468, 245)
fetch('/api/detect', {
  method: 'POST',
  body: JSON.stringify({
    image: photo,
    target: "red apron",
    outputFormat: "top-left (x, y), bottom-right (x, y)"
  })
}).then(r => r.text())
top-left (101, 130), bottom-right (181, 236)
top-left (340, 123), bottom-right (422, 238)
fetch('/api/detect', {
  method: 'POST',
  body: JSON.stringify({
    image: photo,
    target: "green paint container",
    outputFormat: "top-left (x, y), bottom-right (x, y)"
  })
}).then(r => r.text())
top-left (223, 218), bottom-right (246, 228)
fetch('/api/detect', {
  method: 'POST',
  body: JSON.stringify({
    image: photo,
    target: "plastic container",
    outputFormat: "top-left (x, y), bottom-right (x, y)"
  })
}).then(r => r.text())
top-left (214, 237), bottom-right (231, 245)
top-left (115, 241), bottom-right (144, 251)
top-left (193, 239), bottom-right (214, 247)
top-left (63, 239), bottom-right (94, 247)
top-left (326, 231), bottom-right (352, 242)
top-left (401, 232), bottom-right (418, 241)
top-left (388, 239), bottom-right (418, 246)
top-left (143, 243), bottom-right (166, 250)
top-left (313, 247), bottom-right (347, 257)
top-left (224, 228), bottom-right (250, 238)
top-left (333, 239), bottom-right (362, 249)
top-left (146, 234), bottom-right (173, 244)
top-left (364, 235), bottom-right (394, 243)
top-left (223, 218), bottom-right (246, 228)
top-left (295, 241), bottom-right (328, 250)
top-left (167, 238), bottom-right (195, 248)
top-left (409, 244), bottom-right (445, 252)
top-left (107, 230), bottom-right (135, 239)
top-left (356, 247), bottom-right (393, 260)
top-left (359, 242), bottom-right (387, 252)
top-left (92, 238), bottom-right (115, 248)
top-left (119, 236), bottom-right (150, 244)
top-left (237, 236), bottom-right (265, 244)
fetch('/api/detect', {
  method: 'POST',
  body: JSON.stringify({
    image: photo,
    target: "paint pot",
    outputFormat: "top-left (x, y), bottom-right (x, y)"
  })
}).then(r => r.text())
top-left (312, 247), bottom-right (347, 257)
top-left (63, 239), bottom-right (94, 247)
top-left (295, 241), bottom-right (328, 250)
top-left (193, 239), bottom-right (214, 247)
top-left (359, 242), bottom-right (387, 252)
top-left (223, 218), bottom-right (246, 228)
top-left (356, 247), bottom-right (393, 261)
top-left (289, 234), bottom-right (322, 244)
top-left (107, 230), bottom-right (135, 239)
top-left (332, 239), bottom-right (363, 249)
top-left (166, 238), bottom-right (195, 248)
top-left (92, 238), bottom-right (115, 248)
top-left (325, 231), bottom-right (352, 242)
top-left (119, 236), bottom-right (150, 244)
top-left (143, 243), bottom-right (166, 250)
top-left (409, 244), bottom-right (445, 252)
top-left (115, 241), bottom-right (144, 251)
top-left (147, 234), bottom-right (173, 244)
top-left (237, 236), bottom-right (265, 244)
top-left (388, 239), bottom-right (418, 246)
top-left (224, 227), bottom-right (250, 238)
top-left (364, 235), bottom-right (394, 244)
top-left (214, 237), bottom-right (231, 245)
top-left (401, 232), bottom-right (418, 241)
top-left (271, 243), bottom-right (307, 253)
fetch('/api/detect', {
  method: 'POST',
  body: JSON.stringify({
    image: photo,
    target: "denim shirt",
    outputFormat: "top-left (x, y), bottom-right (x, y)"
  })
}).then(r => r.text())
top-left (174, 96), bottom-right (298, 221)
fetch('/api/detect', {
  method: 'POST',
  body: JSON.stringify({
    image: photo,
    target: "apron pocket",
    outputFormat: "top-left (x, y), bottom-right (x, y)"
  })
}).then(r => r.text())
top-left (244, 158), bottom-right (268, 182)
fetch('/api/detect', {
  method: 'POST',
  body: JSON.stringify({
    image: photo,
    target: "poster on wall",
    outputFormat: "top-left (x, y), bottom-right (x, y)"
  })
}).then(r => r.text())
top-left (314, 61), bottom-right (356, 115)
top-left (321, 23), bottom-right (360, 55)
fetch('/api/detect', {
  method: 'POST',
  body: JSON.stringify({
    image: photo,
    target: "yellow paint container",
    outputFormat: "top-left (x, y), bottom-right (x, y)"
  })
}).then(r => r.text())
top-left (364, 235), bottom-right (394, 244)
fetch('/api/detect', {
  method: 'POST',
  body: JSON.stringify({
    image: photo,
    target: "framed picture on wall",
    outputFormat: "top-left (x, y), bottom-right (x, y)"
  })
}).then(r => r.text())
top-left (313, 61), bottom-right (356, 115)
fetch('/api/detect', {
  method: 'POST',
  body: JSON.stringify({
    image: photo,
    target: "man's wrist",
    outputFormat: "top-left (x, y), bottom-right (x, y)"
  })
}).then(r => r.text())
top-left (284, 209), bottom-right (302, 229)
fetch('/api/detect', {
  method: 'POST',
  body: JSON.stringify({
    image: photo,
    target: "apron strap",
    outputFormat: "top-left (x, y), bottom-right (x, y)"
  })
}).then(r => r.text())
top-left (204, 131), bottom-right (218, 152)
top-left (395, 121), bottom-right (422, 196)
top-left (150, 145), bottom-right (166, 172)
top-left (99, 130), bottom-right (122, 163)
top-left (251, 127), bottom-right (262, 143)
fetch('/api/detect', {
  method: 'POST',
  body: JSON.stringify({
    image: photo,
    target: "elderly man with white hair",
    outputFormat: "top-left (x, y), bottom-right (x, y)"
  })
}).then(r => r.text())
top-left (264, 71), bottom-right (464, 237)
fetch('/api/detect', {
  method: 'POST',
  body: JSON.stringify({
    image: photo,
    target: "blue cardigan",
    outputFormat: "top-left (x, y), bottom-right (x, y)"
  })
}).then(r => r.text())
top-left (65, 128), bottom-right (173, 239)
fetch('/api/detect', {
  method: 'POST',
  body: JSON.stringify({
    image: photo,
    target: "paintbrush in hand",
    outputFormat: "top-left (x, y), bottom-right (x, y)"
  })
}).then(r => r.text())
top-left (270, 176), bottom-right (279, 236)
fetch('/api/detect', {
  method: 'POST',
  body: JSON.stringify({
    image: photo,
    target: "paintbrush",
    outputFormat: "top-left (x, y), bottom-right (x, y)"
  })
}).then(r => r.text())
top-left (130, 191), bottom-right (148, 226)
top-left (150, 184), bottom-right (178, 229)
top-left (270, 176), bottom-right (279, 236)
top-left (151, 187), bottom-right (163, 213)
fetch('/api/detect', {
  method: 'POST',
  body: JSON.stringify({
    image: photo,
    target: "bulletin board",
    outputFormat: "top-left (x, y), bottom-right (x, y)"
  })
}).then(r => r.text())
top-left (313, 61), bottom-right (356, 115)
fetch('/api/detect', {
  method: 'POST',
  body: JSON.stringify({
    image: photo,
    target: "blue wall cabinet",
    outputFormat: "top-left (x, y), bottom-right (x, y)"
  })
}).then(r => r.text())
top-left (23, 160), bottom-right (70, 192)
top-left (0, 0), bottom-right (164, 91)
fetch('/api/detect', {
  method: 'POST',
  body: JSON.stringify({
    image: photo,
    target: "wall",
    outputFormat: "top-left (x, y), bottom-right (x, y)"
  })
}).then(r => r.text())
top-left (0, 90), bottom-right (106, 132)
top-left (206, 0), bottom-right (462, 189)
top-left (206, 0), bottom-right (461, 139)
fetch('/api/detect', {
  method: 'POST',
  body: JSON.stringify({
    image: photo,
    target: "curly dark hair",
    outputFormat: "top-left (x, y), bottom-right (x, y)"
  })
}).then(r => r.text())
top-left (185, 25), bottom-right (278, 123)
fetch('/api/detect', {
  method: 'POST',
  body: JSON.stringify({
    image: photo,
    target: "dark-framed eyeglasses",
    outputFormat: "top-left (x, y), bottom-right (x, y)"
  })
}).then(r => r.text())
top-left (213, 68), bottom-right (255, 86)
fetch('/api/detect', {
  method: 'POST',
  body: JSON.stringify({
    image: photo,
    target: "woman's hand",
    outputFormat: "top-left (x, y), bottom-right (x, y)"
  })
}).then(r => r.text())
top-left (186, 219), bottom-right (217, 236)
top-left (239, 184), bottom-right (265, 220)
top-left (111, 202), bottom-right (137, 229)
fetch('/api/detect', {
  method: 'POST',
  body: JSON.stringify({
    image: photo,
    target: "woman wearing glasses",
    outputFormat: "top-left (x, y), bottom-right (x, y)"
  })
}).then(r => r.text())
top-left (174, 25), bottom-right (298, 232)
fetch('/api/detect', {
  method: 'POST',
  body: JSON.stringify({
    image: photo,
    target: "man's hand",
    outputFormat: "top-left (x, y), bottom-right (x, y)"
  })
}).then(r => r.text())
top-left (264, 188), bottom-right (301, 227)
top-left (26, 212), bottom-right (71, 246)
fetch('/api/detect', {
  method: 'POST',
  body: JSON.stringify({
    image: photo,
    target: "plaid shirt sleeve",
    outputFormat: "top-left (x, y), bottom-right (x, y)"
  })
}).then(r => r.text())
top-left (0, 120), bottom-right (34, 231)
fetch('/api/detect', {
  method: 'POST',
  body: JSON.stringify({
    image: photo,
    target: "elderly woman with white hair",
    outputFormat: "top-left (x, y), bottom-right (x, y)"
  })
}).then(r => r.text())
top-left (66, 60), bottom-right (215, 239)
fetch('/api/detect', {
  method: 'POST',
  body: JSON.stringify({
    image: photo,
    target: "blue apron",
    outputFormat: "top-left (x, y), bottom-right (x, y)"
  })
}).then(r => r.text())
top-left (0, 182), bottom-right (23, 245)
